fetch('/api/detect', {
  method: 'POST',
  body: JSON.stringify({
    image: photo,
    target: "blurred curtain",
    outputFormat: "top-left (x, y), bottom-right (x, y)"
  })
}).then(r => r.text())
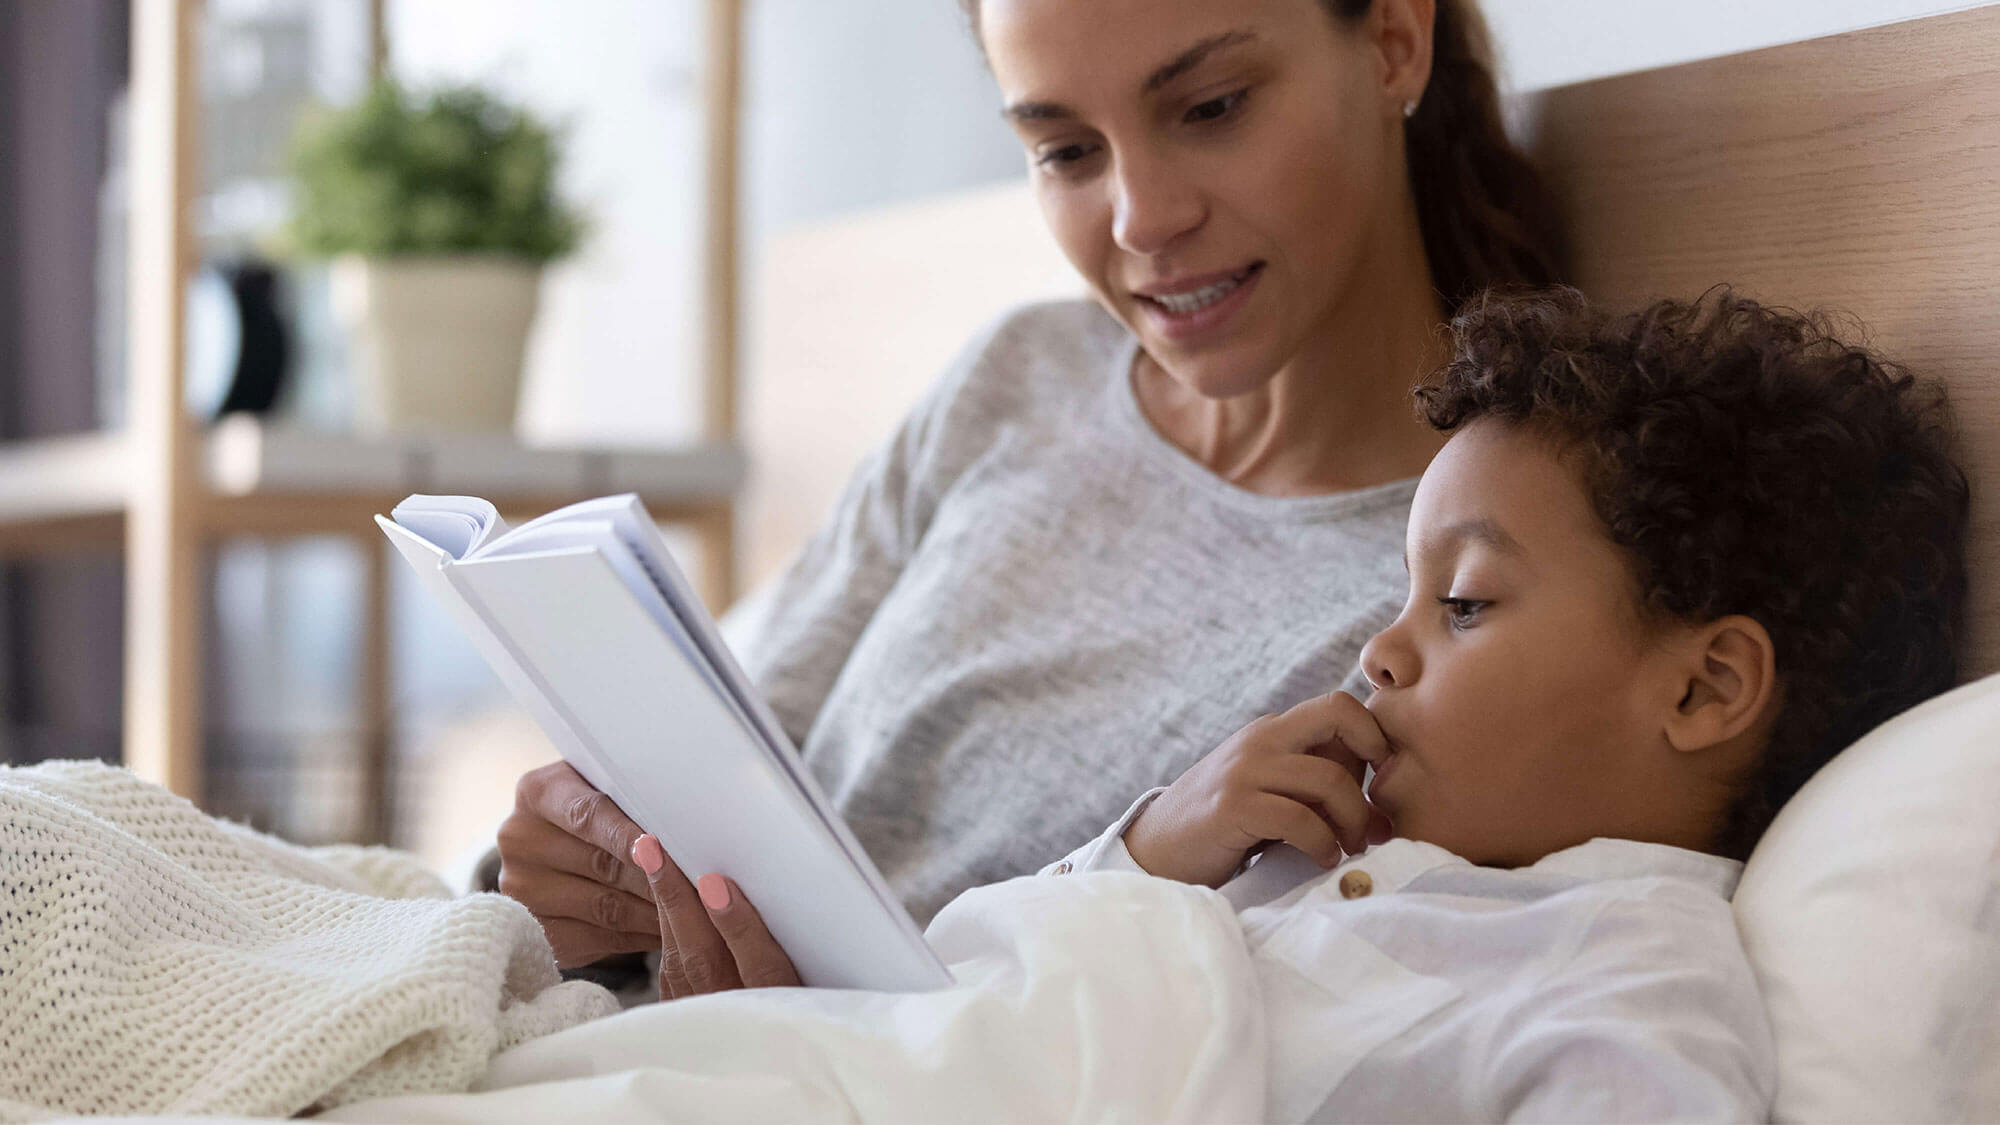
top-left (0, 0), bottom-right (130, 765)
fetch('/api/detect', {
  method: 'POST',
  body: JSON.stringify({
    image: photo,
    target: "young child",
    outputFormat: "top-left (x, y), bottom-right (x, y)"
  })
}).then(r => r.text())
top-left (1044, 286), bottom-right (1970, 1122)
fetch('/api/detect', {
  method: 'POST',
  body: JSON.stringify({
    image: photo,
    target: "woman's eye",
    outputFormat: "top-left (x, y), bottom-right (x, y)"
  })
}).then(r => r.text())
top-left (1438, 597), bottom-right (1490, 628)
top-left (1184, 89), bottom-right (1248, 125)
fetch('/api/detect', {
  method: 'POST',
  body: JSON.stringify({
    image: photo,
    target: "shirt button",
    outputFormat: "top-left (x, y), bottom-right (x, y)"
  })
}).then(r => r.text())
top-left (1338, 870), bottom-right (1374, 899)
top-left (1052, 861), bottom-right (1073, 875)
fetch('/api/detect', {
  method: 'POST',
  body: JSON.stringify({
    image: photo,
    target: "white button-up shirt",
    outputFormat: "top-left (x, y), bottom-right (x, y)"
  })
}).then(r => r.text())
top-left (1043, 792), bottom-right (1776, 1123)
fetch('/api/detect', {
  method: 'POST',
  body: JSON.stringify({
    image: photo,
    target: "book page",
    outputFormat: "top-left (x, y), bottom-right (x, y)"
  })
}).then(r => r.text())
top-left (390, 495), bottom-right (507, 560)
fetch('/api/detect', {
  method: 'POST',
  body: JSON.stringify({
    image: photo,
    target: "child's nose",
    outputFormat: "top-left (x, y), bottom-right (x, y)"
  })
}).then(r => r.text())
top-left (1359, 625), bottom-right (1413, 691)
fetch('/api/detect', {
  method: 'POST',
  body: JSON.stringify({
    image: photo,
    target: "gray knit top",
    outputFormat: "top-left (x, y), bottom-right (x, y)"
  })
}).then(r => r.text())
top-left (730, 299), bottom-right (1416, 922)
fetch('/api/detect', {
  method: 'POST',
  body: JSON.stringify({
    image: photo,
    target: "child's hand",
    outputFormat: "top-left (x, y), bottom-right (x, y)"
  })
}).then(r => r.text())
top-left (1124, 691), bottom-right (1394, 887)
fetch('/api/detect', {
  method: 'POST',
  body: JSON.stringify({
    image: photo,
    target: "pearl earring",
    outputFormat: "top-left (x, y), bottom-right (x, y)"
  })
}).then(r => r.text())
top-left (1403, 99), bottom-right (1419, 119)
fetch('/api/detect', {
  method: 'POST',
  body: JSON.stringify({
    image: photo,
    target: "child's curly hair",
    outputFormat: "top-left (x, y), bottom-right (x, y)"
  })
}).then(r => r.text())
top-left (1414, 287), bottom-right (1971, 859)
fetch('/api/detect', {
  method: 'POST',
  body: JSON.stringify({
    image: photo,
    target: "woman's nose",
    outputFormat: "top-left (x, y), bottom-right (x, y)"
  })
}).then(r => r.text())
top-left (1359, 623), bottom-right (1415, 692)
top-left (1109, 152), bottom-right (1205, 257)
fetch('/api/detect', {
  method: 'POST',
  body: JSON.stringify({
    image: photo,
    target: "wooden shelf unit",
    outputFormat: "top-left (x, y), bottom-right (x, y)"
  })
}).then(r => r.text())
top-left (0, 0), bottom-right (749, 836)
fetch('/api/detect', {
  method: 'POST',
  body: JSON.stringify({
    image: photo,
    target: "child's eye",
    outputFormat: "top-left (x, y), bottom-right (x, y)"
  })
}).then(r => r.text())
top-left (1184, 89), bottom-right (1248, 125)
top-left (1035, 142), bottom-right (1101, 173)
top-left (1438, 597), bottom-right (1490, 629)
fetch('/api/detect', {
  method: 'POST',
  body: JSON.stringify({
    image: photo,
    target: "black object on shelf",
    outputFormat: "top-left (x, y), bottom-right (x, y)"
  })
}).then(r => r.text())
top-left (217, 260), bottom-right (289, 416)
top-left (186, 256), bottom-right (291, 420)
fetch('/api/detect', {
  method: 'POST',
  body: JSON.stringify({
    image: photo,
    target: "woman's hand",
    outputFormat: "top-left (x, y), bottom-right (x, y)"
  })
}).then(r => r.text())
top-left (631, 834), bottom-right (803, 999)
top-left (497, 763), bottom-right (803, 996)
top-left (496, 762), bottom-right (662, 968)
top-left (1123, 691), bottom-right (1394, 887)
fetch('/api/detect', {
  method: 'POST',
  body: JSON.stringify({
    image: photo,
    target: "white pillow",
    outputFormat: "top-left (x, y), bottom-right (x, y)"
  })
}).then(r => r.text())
top-left (1735, 670), bottom-right (2000, 1123)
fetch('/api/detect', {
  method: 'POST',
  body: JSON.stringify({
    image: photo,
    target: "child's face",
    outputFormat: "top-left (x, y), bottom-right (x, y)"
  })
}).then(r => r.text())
top-left (1358, 420), bottom-right (1688, 866)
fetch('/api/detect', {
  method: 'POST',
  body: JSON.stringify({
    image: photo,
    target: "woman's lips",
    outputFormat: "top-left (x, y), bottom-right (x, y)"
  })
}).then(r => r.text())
top-left (1133, 262), bottom-right (1265, 344)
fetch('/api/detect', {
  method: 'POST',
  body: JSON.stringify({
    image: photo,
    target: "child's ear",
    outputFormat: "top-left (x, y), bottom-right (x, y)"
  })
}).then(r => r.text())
top-left (1663, 615), bottom-right (1778, 754)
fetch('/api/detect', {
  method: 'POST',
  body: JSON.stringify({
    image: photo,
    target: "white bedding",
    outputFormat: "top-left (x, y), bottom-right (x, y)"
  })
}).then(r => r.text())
top-left (0, 762), bottom-right (616, 1124)
top-left (81, 872), bottom-right (1265, 1125)
top-left (9, 760), bottom-right (1792, 1125)
top-left (339, 872), bottom-right (1261, 1122)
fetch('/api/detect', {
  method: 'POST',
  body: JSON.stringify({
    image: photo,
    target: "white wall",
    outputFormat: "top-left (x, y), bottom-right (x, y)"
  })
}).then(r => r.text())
top-left (385, 0), bottom-right (1021, 448)
top-left (742, 0), bottom-right (1019, 234)
top-left (386, 0), bottom-right (707, 447)
top-left (1483, 0), bottom-right (1999, 92)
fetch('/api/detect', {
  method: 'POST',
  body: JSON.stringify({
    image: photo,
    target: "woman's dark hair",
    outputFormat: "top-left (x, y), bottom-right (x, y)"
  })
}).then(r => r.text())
top-left (959, 0), bottom-right (1566, 314)
top-left (1417, 287), bottom-right (1971, 859)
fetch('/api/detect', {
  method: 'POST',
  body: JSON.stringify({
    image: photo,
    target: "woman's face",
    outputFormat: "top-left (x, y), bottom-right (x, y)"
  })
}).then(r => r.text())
top-left (982, 0), bottom-right (1422, 398)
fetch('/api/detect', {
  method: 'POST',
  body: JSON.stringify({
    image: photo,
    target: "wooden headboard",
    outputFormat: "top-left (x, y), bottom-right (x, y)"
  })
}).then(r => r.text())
top-left (1521, 5), bottom-right (2000, 681)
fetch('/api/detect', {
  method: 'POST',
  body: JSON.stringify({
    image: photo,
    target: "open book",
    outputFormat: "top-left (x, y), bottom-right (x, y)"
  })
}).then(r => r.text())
top-left (378, 493), bottom-right (951, 993)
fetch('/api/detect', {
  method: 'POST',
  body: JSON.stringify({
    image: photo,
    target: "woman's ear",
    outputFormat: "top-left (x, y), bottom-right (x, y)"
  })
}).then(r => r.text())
top-left (1663, 615), bottom-right (1778, 755)
top-left (1370, 0), bottom-right (1437, 110)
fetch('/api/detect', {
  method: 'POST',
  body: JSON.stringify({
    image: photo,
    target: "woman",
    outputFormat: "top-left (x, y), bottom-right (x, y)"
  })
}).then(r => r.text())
top-left (494, 0), bottom-right (1562, 993)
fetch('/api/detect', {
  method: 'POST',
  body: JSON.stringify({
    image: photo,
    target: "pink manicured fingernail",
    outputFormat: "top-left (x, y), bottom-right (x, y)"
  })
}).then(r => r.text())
top-left (697, 873), bottom-right (731, 911)
top-left (631, 834), bottom-right (664, 875)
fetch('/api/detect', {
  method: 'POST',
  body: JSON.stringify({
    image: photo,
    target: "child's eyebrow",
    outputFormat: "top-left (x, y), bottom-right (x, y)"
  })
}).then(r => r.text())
top-left (1405, 518), bottom-right (1527, 571)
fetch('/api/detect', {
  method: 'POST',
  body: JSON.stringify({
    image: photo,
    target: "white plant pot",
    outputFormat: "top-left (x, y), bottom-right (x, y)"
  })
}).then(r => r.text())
top-left (329, 255), bottom-right (542, 433)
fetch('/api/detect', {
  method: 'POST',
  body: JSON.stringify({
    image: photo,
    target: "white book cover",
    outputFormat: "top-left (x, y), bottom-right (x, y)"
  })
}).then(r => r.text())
top-left (380, 493), bottom-right (950, 993)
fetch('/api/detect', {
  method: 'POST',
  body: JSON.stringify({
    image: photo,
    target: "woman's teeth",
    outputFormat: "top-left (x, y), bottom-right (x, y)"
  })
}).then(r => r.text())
top-left (1149, 268), bottom-right (1253, 315)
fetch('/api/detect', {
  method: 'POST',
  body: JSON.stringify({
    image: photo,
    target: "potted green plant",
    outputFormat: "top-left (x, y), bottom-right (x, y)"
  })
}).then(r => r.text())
top-left (287, 81), bottom-right (583, 432)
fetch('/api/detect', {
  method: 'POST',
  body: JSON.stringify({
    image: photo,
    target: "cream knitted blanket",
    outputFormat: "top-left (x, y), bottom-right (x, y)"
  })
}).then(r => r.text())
top-left (0, 761), bottom-right (618, 1122)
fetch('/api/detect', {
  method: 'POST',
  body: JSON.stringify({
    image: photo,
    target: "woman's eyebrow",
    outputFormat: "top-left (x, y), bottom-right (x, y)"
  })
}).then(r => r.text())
top-left (1003, 28), bottom-right (1261, 122)
top-left (1143, 29), bottom-right (1259, 94)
